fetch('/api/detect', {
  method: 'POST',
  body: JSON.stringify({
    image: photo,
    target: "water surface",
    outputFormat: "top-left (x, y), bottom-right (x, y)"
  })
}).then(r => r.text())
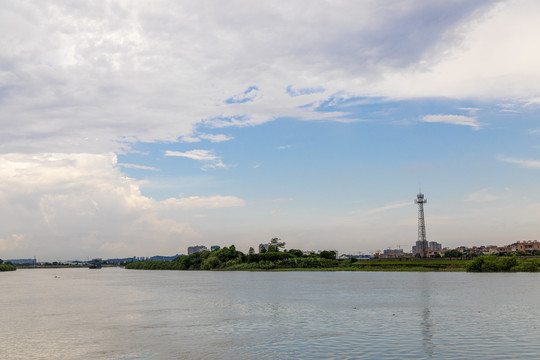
top-left (1, 268), bottom-right (539, 359)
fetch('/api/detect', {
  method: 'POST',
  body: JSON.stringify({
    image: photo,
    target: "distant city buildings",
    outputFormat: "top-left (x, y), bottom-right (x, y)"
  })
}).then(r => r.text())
top-left (5, 258), bottom-right (37, 265)
top-left (339, 254), bottom-right (373, 260)
top-left (210, 245), bottom-right (220, 251)
top-left (188, 245), bottom-right (208, 255)
top-left (383, 249), bottom-right (404, 257)
top-left (412, 241), bottom-right (443, 256)
top-left (460, 240), bottom-right (540, 256)
top-left (412, 241), bottom-right (443, 255)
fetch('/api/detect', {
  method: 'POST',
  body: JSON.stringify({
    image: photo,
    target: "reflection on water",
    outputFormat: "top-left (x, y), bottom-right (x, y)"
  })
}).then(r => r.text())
top-left (1, 269), bottom-right (539, 359)
top-left (419, 273), bottom-right (434, 358)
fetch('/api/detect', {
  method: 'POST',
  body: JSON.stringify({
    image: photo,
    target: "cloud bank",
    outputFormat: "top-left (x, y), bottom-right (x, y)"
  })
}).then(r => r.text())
top-left (2, 0), bottom-right (540, 259)
top-left (0, 153), bottom-right (244, 259)
top-left (2, 0), bottom-right (529, 155)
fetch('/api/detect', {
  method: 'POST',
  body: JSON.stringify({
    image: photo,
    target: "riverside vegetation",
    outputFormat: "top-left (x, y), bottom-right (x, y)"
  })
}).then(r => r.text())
top-left (0, 259), bottom-right (16, 272)
top-left (125, 240), bottom-right (539, 272)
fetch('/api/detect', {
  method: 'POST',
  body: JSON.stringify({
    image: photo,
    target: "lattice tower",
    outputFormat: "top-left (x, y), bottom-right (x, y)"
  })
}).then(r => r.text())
top-left (415, 192), bottom-right (428, 257)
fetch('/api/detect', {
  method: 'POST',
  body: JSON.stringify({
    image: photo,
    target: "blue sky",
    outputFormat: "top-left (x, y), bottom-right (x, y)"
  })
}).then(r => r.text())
top-left (2, 0), bottom-right (540, 260)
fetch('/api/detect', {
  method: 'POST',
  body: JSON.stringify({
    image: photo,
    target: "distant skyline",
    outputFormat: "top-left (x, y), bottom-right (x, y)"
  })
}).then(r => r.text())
top-left (2, 1), bottom-right (540, 261)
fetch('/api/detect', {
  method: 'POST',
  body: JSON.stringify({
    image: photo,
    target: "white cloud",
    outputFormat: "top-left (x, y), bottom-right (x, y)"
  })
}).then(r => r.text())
top-left (118, 163), bottom-right (159, 171)
top-left (201, 160), bottom-right (231, 171)
top-left (457, 107), bottom-right (481, 115)
top-left (0, 234), bottom-right (26, 253)
top-left (498, 156), bottom-right (540, 168)
top-left (199, 134), bottom-right (234, 143)
top-left (0, 153), bottom-right (245, 260)
top-left (164, 150), bottom-right (217, 161)
top-left (465, 188), bottom-right (498, 202)
top-left (373, 0), bottom-right (540, 100)
top-left (0, 1), bottom-right (515, 156)
top-left (180, 136), bottom-right (202, 143)
top-left (162, 196), bottom-right (246, 210)
top-left (421, 114), bottom-right (480, 129)
top-left (164, 149), bottom-right (231, 170)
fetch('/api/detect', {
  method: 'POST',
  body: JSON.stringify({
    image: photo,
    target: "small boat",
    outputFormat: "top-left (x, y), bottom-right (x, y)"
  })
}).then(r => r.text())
top-left (89, 263), bottom-right (102, 269)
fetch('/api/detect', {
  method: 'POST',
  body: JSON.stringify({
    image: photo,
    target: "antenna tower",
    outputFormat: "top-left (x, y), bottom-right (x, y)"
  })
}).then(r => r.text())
top-left (415, 191), bottom-right (428, 257)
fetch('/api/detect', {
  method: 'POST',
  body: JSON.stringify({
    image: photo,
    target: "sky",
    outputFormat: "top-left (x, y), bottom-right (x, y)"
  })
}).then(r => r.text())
top-left (2, 0), bottom-right (540, 261)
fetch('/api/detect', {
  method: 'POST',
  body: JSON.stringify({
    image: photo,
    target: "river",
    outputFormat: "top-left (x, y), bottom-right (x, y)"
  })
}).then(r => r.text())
top-left (1, 268), bottom-right (539, 359)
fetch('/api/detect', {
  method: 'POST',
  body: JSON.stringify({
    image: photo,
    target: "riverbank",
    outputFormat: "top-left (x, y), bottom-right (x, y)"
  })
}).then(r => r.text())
top-left (216, 258), bottom-right (470, 271)
top-left (126, 246), bottom-right (539, 272)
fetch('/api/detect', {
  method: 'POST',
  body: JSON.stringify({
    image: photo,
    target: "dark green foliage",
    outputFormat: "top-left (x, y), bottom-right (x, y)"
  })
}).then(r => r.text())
top-left (444, 250), bottom-right (463, 258)
top-left (319, 250), bottom-right (336, 260)
top-left (467, 256), bottom-right (495, 272)
top-left (466, 255), bottom-right (537, 272)
top-left (0, 263), bottom-right (17, 271)
top-left (126, 245), bottom-right (245, 271)
top-left (516, 259), bottom-right (539, 272)
top-left (499, 255), bottom-right (518, 271)
top-left (287, 249), bottom-right (304, 257)
top-left (125, 260), bottom-right (171, 270)
top-left (267, 237), bottom-right (285, 252)
top-left (173, 250), bottom-right (210, 270)
top-left (248, 252), bottom-right (293, 263)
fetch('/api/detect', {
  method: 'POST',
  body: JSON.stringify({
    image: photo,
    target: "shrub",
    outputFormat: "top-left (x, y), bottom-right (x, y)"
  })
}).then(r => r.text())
top-left (516, 259), bottom-right (539, 272)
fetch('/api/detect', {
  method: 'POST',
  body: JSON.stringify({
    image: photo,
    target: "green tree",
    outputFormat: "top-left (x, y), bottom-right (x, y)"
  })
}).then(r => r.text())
top-left (518, 259), bottom-right (539, 272)
top-left (268, 238), bottom-right (285, 252)
top-left (288, 249), bottom-right (303, 257)
top-left (444, 249), bottom-right (463, 258)
top-left (319, 250), bottom-right (336, 260)
top-left (499, 255), bottom-right (518, 271)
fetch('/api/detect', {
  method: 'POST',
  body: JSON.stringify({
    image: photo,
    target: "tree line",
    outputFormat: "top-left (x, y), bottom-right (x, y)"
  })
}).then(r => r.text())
top-left (126, 239), bottom-right (340, 271)
top-left (466, 254), bottom-right (539, 272)
top-left (0, 259), bottom-right (16, 272)
top-left (124, 239), bottom-right (540, 272)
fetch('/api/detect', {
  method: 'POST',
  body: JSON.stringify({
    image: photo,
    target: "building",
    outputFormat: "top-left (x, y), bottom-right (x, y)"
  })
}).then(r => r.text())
top-left (188, 245), bottom-right (208, 255)
top-left (149, 255), bottom-right (180, 261)
top-left (515, 240), bottom-right (540, 254)
top-left (5, 258), bottom-right (37, 265)
top-left (383, 249), bottom-right (404, 258)
top-left (210, 245), bottom-right (220, 251)
top-left (413, 240), bottom-right (443, 256)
